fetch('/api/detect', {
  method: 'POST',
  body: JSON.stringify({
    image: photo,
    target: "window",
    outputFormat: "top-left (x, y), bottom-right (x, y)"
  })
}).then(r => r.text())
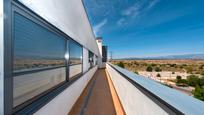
top-left (95, 55), bottom-right (98, 66)
top-left (13, 13), bottom-right (67, 107)
top-left (69, 40), bottom-right (82, 78)
top-left (102, 46), bottom-right (108, 62)
top-left (89, 51), bottom-right (94, 68)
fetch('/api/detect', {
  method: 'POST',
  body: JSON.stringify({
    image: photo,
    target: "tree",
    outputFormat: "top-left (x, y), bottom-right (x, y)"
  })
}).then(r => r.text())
top-left (187, 75), bottom-right (199, 86)
top-left (146, 66), bottom-right (153, 72)
top-left (192, 85), bottom-right (204, 101)
top-left (176, 75), bottom-right (189, 86)
top-left (134, 61), bottom-right (139, 65)
top-left (117, 62), bottom-right (125, 68)
top-left (151, 63), bottom-right (157, 67)
top-left (176, 76), bottom-right (182, 83)
top-left (199, 77), bottom-right (204, 86)
top-left (180, 65), bottom-right (184, 69)
top-left (134, 70), bottom-right (139, 74)
top-left (157, 73), bottom-right (161, 77)
top-left (155, 67), bottom-right (162, 72)
top-left (170, 64), bottom-right (176, 67)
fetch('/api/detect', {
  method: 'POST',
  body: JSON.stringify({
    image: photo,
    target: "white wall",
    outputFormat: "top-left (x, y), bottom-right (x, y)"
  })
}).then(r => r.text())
top-left (93, 55), bottom-right (96, 66)
top-left (106, 64), bottom-right (168, 115)
top-left (0, 0), bottom-right (4, 114)
top-left (96, 39), bottom-right (102, 57)
top-left (83, 47), bottom-right (89, 73)
top-left (18, 0), bottom-right (99, 56)
top-left (96, 39), bottom-right (103, 68)
top-left (34, 66), bottom-right (98, 115)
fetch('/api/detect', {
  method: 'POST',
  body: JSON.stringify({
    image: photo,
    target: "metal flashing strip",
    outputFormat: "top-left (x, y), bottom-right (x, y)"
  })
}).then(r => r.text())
top-left (108, 63), bottom-right (184, 115)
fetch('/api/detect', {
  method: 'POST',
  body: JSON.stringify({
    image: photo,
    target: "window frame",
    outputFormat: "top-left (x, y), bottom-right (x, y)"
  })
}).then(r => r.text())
top-left (88, 51), bottom-right (94, 69)
top-left (12, 5), bottom-right (70, 112)
top-left (4, 1), bottom-right (87, 114)
top-left (12, 11), bottom-right (70, 108)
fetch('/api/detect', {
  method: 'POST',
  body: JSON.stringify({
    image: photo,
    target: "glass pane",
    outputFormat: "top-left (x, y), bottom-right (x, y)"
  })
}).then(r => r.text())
top-left (69, 64), bottom-right (82, 78)
top-left (13, 13), bottom-right (66, 73)
top-left (89, 51), bottom-right (94, 68)
top-left (13, 13), bottom-right (66, 107)
top-left (69, 40), bottom-right (82, 78)
top-left (13, 67), bottom-right (66, 107)
top-left (69, 40), bottom-right (82, 65)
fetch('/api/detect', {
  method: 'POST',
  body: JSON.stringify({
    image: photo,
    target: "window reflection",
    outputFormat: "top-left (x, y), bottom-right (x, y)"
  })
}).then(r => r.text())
top-left (69, 40), bottom-right (82, 78)
top-left (13, 13), bottom-right (66, 107)
top-left (69, 40), bottom-right (82, 65)
top-left (13, 13), bottom-right (66, 73)
top-left (89, 51), bottom-right (94, 68)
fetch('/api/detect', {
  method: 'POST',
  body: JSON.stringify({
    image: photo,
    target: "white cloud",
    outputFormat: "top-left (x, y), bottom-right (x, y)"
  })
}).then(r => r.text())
top-left (117, 18), bottom-right (126, 26)
top-left (147, 0), bottom-right (159, 9)
top-left (117, 0), bottom-right (160, 26)
top-left (117, 2), bottom-right (141, 26)
top-left (93, 19), bottom-right (108, 36)
top-left (121, 2), bottom-right (141, 17)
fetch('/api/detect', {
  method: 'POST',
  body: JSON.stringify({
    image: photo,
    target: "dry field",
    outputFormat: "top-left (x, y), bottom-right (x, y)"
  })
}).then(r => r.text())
top-left (111, 59), bottom-right (204, 79)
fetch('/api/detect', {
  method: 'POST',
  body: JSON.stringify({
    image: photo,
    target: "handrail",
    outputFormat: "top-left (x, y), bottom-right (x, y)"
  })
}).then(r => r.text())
top-left (107, 63), bottom-right (204, 115)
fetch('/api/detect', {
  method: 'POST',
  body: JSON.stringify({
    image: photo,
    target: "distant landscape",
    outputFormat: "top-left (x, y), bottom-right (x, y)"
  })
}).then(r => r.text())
top-left (117, 54), bottom-right (204, 60)
top-left (111, 54), bottom-right (204, 101)
top-left (14, 58), bottom-right (66, 73)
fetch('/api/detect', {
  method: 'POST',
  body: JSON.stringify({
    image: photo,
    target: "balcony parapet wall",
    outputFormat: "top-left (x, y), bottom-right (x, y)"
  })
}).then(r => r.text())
top-left (106, 63), bottom-right (204, 115)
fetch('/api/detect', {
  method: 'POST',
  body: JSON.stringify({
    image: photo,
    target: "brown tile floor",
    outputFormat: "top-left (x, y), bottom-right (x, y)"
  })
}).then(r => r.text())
top-left (68, 69), bottom-right (123, 115)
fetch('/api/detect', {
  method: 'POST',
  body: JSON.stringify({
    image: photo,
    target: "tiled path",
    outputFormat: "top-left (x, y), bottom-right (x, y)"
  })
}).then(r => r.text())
top-left (68, 69), bottom-right (124, 115)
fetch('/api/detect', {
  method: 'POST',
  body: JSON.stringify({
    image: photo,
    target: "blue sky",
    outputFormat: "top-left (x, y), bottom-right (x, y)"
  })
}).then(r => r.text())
top-left (83, 0), bottom-right (204, 58)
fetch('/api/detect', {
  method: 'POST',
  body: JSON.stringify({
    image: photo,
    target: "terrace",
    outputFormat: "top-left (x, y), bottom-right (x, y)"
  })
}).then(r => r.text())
top-left (68, 63), bottom-right (204, 115)
top-left (1, 1), bottom-right (204, 115)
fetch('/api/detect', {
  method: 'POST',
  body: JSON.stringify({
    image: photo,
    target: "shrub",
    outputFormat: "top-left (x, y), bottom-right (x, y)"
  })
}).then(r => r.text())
top-left (117, 62), bottom-right (125, 68)
top-left (201, 71), bottom-right (204, 75)
top-left (170, 64), bottom-right (176, 67)
top-left (157, 73), bottom-right (161, 77)
top-left (134, 61), bottom-right (139, 65)
top-left (180, 66), bottom-right (184, 69)
top-left (176, 76), bottom-right (182, 83)
top-left (155, 67), bottom-right (162, 72)
top-left (182, 64), bottom-right (187, 66)
top-left (151, 63), bottom-right (157, 67)
top-left (176, 75), bottom-right (188, 86)
top-left (180, 79), bottom-right (188, 84)
top-left (134, 71), bottom-right (139, 74)
top-left (186, 67), bottom-right (193, 74)
top-left (146, 66), bottom-right (153, 72)
top-left (199, 77), bottom-right (204, 86)
top-left (187, 75), bottom-right (199, 87)
top-left (199, 65), bottom-right (203, 69)
top-left (192, 85), bottom-right (204, 101)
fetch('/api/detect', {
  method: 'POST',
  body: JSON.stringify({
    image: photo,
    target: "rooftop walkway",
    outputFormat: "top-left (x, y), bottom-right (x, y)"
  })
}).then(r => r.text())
top-left (68, 69), bottom-right (125, 115)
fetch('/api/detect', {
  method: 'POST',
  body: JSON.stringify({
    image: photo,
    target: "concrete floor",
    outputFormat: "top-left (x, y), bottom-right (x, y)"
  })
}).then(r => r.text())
top-left (68, 69), bottom-right (124, 115)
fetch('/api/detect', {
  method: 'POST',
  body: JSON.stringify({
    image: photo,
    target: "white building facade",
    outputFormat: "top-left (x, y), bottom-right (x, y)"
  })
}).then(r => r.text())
top-left (0, 0), bottom-right (102, 114)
